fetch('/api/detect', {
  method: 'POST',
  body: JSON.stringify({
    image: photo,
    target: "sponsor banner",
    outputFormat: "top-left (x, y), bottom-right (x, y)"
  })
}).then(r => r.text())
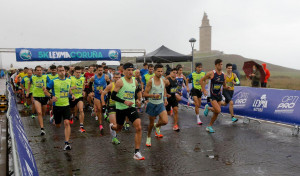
top-left (16, 48), bottom-right (121, 62)
top-left (180, 84), bottom-right (300, 125)
top-left (7, 85), bottom-right (39, 176)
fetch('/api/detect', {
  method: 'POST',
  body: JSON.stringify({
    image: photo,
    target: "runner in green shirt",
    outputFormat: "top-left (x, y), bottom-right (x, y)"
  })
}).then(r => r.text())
top-left (27, 65), bottom-right (51, 136)
top-left (45, 65), bottom-right (75, 151)
top-left (47, 65), bottom-right (58, 124)
top-left (21, 69), bottom-right (35, 118)
top-left (70, 66), bottom-right (86, 133)
top-left (186, 63), bottom-right (206, 125)
top-left (111, 63), bottom-right (144, 160)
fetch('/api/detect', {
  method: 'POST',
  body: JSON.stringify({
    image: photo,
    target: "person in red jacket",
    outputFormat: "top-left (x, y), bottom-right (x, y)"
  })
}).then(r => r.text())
top-left (261, 63), bottom-right (270, 88)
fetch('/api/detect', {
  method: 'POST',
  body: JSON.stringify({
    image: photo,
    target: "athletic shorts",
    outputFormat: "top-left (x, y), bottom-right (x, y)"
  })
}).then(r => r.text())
top-left (191, 88), bottom-right (202, 98)
top-left (223, 90), bottom-right (234, 104)
top-left (166, 97), bottom-right (178, 111)
top-left (116, 107), bottom-right (139, 126)
top-left (84, 87), bottom-right (92, 95)
top-left (261, 82), bottom-right (267, 87)
top-left (209, 94), bottom-right (223, 102)
top-left (33, 97), bottom-right (49, 106)
top-left (146, 102), bottom-right (166, 117)
top-left (26, 93), bottom-right (32, 98)
top-left (94, 93), bottom-right (101, 100)
top-left (107, 106), bottom-right (116, 115)
top-left (53, 106), bottom-right (71, 124)
top-left (69, 97), bottom-right (84, 108)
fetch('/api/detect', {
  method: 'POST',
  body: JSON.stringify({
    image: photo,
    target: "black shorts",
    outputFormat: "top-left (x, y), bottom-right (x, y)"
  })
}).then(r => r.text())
top-left (116, 107), bottom-right (139, 126)
top-left (107, 106), bottom-right (116, 115)
top-left (223, 90), bottom-right (234, 104)
top-left (209, 94), bottom-right (223, 102)
top-left (69, 97), bottom-right (84, 108)
top-left (191, 88), bottom-right (202, 98)
top-left (166, 97), bottom-right (178, 111)
top-left (26, 93), bottom-right (33, 99)
top-left (261, 82), bottom-right (267, 87)
top-left (53, 106), bottom-right (71, 124)
top-left (33, 97), bottom-right (49, 106)
top-left (84, 87), bottom-right (92, 95)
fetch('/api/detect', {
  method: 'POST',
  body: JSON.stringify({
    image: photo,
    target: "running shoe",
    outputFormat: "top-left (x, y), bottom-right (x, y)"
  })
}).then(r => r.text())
top-left (204, 104), bottom-right (210, 117)
top-left (109, 123), bottom-right (116, 138)
top-left (232, 117), bottom-right (238, 122)
top-left (124, 123), bottom-right (130, 131)
top-left (50, 110), bottom-right (53, 118)
top-left (95, 116), bottom-right (98, 121)
top-left (99, 124), bottom-right (104, 131)
top-left (146, 137), bottom-right (151, 147)
top-left (173, 125), bottom-right (180, 131)
top-left (133, 152), bottom-right (145, 160)
top-left (79, 127), bottom-right (86, 133)
top-left (64, 144), bottom-right (72, 151)
top-left (31, 114), bottom-right (35, 119)
top-left (49, 116), bottom-right (54, 124)
top-left (112, 137), bottom-right (120, 145)
top-left (69, 118), bottom-right (74, 125)
top-left (206, 126), bottom-right (215, 133)
top-left (104, 115), bottom-right (110, 123)
top-left (154, 123), bottom-right (163, 138)
top-left (41, 130), bottom-right (46, 136)
top-left (197, 117), bottom-right (203, 125)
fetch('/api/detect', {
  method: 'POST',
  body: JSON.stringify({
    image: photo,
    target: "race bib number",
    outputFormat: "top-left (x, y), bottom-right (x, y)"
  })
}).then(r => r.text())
top-left (74, 88), bottom-right (82, 94)
top-left (124, 91), bottom-right (134, 100)
top-left (171, 87), bottom-right (177, 93)
top-left (36, 81), bottom-right (44, 88)
top-left (194, 79), bottom-right (200, 86)
top-left (213, 85), bottom-right (221, 90)
top-left (226, 82), bottom-right (234, 87)
top-left (97, 86), bottom-right (103, 91)
top-left (152, 93), bottom-right (162, 100)
top-left (60, 91), bottom-right (68, 98)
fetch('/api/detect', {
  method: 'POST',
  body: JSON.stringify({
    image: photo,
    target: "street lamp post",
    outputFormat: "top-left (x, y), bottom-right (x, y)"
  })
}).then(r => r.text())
top-left (189, 38), bottom-right (196, 72)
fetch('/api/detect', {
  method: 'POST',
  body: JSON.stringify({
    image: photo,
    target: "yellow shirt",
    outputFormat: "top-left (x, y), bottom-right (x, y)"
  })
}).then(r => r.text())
top-left (226, 73), bottom-right (235, 91)
top-left (18, 72), bottom-right (28, 79)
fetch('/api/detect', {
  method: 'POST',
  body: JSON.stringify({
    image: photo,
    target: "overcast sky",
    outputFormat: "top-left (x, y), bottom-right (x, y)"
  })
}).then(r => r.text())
top-left (0, 0), bottom-right (300, 70)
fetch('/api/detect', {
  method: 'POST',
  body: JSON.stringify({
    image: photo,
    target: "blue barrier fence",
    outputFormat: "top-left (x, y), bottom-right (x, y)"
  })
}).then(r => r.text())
top-left (6, 81), bottom-right (39, 176)
top-left (180, 84), bottom-right (300, 126)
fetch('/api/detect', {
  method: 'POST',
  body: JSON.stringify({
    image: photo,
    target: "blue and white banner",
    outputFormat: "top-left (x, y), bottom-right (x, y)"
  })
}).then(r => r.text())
top-left (16, 48), bottom-right (121, 62)
top-left (7, 84), bottom-right (39, 176)
top-left (181, 84), bottom-right (300, 126)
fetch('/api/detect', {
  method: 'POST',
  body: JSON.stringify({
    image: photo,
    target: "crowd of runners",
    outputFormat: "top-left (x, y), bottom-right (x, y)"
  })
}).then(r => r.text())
top-left (8, 59), bottom-right (240, 160)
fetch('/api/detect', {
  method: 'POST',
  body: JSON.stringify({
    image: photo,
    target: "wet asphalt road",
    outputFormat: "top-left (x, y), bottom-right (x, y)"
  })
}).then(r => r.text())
top-left (19, 104), bottom-right (300, 176)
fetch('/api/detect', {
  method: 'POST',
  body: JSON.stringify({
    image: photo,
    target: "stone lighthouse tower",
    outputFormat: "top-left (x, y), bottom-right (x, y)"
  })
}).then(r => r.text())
top-left (199, 12), bottom-right (211, 52)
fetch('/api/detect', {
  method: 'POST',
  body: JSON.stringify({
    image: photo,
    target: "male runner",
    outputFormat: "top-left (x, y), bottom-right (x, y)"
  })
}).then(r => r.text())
top-left (201, 59), bottom-right (229, 133)
top-left (27, 65), bottom-right (51, 135)
top-left (89, 65), bottom-right (110, 132)
top-left (221, 63), bottom-right (239, 122)
top-left (144, 63), bottom-right (168, 147)
top-left (140, 63), bottom-right (148, 77)
top-left (84, 65), bottom-right (94, 109)
top-left (21, 69), bottom-right (35, 118)
top-left (176, 65), bottom-right (188, 102)
top-left (142, 64), bottom-right (154, 87)
top-left (45, 65), bottom-right (74, 150)
top-left (47, 65), bottom-right (58, 123)
top-left (186, 63), bottom-right (206, 125)
top-left (165, 68), bottom-right (180, 131)
top-left (101, 72), bottom-right (121, 144)
top-left (111, 63), bottom-right (144, 160)
top-left (70, 66), bottom-right (86, 132)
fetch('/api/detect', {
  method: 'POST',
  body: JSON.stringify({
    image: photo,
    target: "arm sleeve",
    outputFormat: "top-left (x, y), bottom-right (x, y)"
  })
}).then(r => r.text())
top-left (188, 73), bottom-right (192, 80)
top-left (111, 91), bottom-right (125, 103)
top-left (47, 80), bottom-right (54, 89)
top-left (46, 76), bottom-right (51, 83)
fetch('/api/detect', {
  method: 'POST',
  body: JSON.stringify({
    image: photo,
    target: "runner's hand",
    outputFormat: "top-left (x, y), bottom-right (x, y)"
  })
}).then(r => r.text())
top-left (202, 89), bottom-right (208, 96)
top-left (124, 101), bottom-right (134, 107)
top-left (136, 99), bottom-right (141, 107)
top-left (71, 86), bottom-right (77, 90)
top-left (26, 92), bottom-right (29, 98)
top-left (164, 99), bottom-right (168, 106)
top-left (186, 87), bottom-right (190, 93)
top-left (166, 94), bottom-right (171, 98)
top-left (72, 95), bottom-right (75, 101)
top-left (153, 94), bottom-right (160, 99)
top-left (52, 96), bottom-right (57, 102)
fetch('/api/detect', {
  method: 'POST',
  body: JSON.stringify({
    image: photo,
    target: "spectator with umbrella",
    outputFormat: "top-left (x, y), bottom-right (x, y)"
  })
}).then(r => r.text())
top-left (243, 61), bottom-right (265, 88)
